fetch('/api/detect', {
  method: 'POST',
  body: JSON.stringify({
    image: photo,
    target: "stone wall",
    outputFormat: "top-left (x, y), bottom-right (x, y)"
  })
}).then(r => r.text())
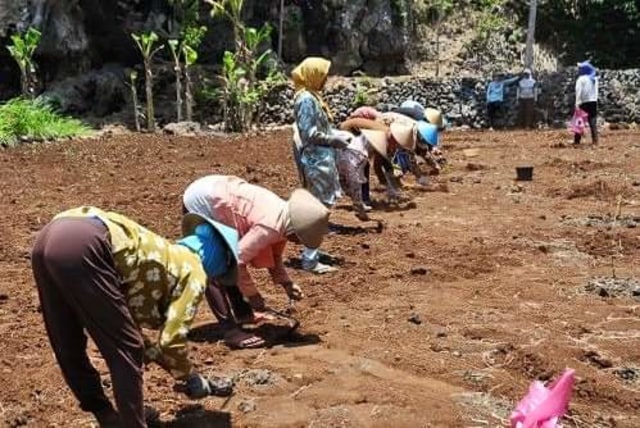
top-left (259, 69), bottom-right (640, 128)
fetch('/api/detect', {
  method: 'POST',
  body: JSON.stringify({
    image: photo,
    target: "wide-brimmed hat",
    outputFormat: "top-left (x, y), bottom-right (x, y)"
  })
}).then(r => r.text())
top-left (416, 121), bottom-right (439, 147)
top-left (360, 129), bottom-right (389, 159)
top-left (182, 213), bottom-right (240, 286)
top-left (390, 122), bottom-right (416, 151)
top-left (287, 189), bottom-right (330, 249)
top-left (424, 108), bottom-right (444, 129)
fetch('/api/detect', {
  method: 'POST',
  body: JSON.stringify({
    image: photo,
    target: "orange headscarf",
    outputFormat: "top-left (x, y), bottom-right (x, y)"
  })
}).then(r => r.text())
top-left (291, 57), bottom-right (333, 121)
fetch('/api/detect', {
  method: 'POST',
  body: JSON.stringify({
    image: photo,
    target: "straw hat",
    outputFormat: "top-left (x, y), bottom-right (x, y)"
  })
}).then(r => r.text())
top-left (360, 129), bottom-right (389, 159)
top-left (182, 213), bottom-right (240, 286)
top-left (390, 122), bottom-right (416, 152)
top-left (424, 108), bottom-right (444, 129)
top-left (287, 189), bottom-right (330, 249)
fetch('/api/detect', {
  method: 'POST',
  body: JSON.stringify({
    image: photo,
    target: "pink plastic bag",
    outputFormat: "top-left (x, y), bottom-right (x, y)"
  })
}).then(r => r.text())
top-left (568, 108), bottom-right (588, 136)
top-left (510, 369), bottom-right (575, 428)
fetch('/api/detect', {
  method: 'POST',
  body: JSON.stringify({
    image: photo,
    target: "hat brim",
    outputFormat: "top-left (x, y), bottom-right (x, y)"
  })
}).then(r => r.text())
top-left (390, 122), bottom-right (416, 151)
top-left (288, 189), bottom-right (329, 249)
top-left (361, 129), bottom-right (389, 159)
top-left (416, 121), bottom-right (439, 147)
top-left (181, 213), bottom-right (239, 286)
top-left (424, 108), bottom-right (444, 129)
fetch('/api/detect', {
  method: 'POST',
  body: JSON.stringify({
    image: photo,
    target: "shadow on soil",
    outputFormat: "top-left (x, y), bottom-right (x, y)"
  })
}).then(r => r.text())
top-left (150, 405), bottom-right (232, 428)
top-left (189, 323), bottom-right (321, 349)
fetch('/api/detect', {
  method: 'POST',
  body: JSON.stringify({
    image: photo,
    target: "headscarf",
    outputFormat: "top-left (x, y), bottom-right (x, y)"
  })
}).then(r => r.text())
top-left (578, 61), bottom-right (596, 82)
top-left (177, 223), bottom-right (228, 278)
top-left (291, 57), bottom-right (333, 120)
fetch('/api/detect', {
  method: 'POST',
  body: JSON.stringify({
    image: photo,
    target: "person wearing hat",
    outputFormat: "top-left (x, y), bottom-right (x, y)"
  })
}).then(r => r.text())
top-left (486, 72), bottom-right (521, 130)
top-left (182, 175), bottom-right (331, 348)
top-left (31, 206), bottom-right (238, 427)
top-left (340, 118), bottom-right (413, 201)
top-left (574, 60), bottom-right (599, 145)
top-left (332, 127), bottom-right (391, 219)
top-left (394, 100), bottom-right (446, 131)
top-left (378, 112), bottom-right (445, 187)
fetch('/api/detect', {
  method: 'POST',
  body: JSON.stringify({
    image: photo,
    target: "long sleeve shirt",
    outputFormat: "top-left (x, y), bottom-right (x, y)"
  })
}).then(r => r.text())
top-left (55, 206), bottom-right (207, 379)
top-left (294, 91), bottom-right (343, 206)
top-left (575, 75), bottom-right (598, 106)
top-left (486, 76), bottom-right (520, 103)
top-left (182, 176), bottom-right (292, 298)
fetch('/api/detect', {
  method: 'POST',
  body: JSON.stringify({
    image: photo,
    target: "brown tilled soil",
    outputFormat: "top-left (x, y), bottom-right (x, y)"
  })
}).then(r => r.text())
top-left (1, 129), bottom-right (640, 427)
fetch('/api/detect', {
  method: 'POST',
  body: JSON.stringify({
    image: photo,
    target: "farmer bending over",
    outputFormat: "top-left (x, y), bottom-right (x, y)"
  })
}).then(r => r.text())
top-left (182, 176), bottom-right (330, 349)
top-left (31, 206), bottom-right (238, 427)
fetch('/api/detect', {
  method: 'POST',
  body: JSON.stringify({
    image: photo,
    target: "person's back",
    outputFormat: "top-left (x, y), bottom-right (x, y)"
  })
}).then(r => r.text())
top-left (183, 175), bottom-right (287, 236)
top-left (576, 74), bottom-right (598, 105)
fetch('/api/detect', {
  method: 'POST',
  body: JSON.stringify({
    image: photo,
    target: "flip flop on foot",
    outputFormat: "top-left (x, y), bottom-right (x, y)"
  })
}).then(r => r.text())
top-left (224, 328), bottom-right (265, 349)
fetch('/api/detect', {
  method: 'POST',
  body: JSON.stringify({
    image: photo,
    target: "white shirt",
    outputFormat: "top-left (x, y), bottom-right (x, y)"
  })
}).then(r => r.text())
top-left (575, 75), bottom-right (598, 105)
top-left (518, 77), bottom-right (537, 99)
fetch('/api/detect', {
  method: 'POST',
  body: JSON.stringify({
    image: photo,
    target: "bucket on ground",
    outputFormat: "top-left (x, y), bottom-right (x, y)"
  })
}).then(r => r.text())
top-left (516, 166), bottom-right (534, 181)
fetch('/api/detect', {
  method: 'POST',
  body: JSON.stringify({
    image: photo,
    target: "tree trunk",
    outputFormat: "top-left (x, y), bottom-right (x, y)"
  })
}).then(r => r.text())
top-left (435, 23), bottom-right (440, 78)
top-left (524, 0), bottom-right (538, 70)
top-left (144, 59), bottom-right (155, 131)
top-left (278, 0), bottom-right (284, 60)
top-left (174, 62), bottom-right (183, 122)
top-left (184, 66), bottom-right (193, 122)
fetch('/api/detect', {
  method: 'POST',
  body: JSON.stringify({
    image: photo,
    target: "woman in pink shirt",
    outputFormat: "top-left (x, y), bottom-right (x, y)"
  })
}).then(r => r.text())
top-left (182, 175), bottom-right (330, 348)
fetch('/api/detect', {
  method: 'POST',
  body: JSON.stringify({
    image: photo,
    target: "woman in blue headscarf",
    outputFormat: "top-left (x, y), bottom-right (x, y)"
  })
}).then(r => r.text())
top-left (575, 61), bottom-right (599, 145)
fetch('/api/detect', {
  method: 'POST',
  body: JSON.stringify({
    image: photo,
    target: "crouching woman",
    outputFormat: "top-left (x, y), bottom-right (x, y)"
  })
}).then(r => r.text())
top-left (31, 206), bottom-right (239, 427)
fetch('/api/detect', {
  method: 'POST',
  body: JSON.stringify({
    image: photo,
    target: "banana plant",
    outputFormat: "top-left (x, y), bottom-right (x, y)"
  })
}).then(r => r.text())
top-left (168, 39), bottom-right (184, 122)
top-left (132, 32), bottom-right (164, 131)
top-left (6, 27), bottom-right (42, 98)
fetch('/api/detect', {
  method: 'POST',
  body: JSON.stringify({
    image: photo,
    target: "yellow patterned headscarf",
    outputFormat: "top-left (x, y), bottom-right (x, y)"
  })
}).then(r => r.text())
top-left (291, 57), bottom-right (333, 120)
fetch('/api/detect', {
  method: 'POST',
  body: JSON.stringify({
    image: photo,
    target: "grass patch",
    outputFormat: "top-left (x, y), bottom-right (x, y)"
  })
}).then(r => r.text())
top-left (0, 98), bottom-right (92, 147)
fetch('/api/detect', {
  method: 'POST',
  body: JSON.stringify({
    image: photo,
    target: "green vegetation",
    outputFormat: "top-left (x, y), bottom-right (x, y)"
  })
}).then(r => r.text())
top-left (208, 0), bottom-right (279, 132)
top-left (6, 28), bottom-right (42, 98)
top-left (0, 99), bottom-right (91, 147)
top-left (131, 32), bottom-right (164, 131)
top-left (531, 0), bottom-right (640, 68)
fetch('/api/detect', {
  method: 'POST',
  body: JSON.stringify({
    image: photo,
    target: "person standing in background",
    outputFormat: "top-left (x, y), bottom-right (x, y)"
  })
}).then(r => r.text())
top-left (517, 68), bottom-right (538, 129)
top-left (486, 72), bottom-right (520, 130)
top-left (574, 60), bottom-right (599, 145)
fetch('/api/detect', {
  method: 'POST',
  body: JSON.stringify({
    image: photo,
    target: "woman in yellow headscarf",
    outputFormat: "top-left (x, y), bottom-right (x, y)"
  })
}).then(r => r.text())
top-left (291, 57), bottom-right (349, 274)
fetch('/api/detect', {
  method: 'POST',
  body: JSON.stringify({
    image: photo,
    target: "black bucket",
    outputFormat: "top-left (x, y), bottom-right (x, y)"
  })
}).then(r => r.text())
top-left (516, 166), bottom-right (534, 181)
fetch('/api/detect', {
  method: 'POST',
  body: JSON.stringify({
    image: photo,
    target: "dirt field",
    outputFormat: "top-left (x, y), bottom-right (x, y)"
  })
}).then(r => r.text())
top-left (1, 128), bottom-right (639, 427)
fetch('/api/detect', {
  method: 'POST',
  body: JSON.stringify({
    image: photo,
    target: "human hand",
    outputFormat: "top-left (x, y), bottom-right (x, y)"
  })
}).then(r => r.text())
top-left (281, 282), bottom-right (304, 301)
top-left (184, 373), bottom-right (212, 399)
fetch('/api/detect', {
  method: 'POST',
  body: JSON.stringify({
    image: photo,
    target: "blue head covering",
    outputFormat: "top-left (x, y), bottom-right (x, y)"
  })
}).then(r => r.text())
top-left (416, 121), bottom-right (439, 147)
top-left (177, 223), bottom-right (228, 277)
top-left (578, 61), bottom-right (596, 82)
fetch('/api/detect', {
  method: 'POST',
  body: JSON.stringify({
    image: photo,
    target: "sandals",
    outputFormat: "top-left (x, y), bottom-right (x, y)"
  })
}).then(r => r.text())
top-left (223, 328), bottom-right (266, 349)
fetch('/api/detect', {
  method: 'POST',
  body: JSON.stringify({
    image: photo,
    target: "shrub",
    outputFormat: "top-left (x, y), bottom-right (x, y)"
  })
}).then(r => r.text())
top-left (0, 98), bottom-right (92, 147)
